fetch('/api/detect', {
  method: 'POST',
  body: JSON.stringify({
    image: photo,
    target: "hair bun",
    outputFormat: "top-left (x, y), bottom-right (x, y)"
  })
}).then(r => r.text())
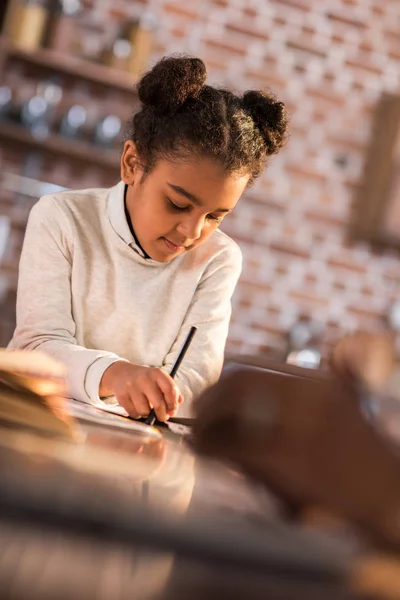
top-left (138, 56), bottom-right (207, 114)
top-left (242, 90), bottom-right (288, 154)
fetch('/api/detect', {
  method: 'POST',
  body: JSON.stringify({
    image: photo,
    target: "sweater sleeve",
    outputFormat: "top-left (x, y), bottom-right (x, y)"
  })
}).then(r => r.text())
top-left (161, 242), bottom-right (242, 417)
top-left (10, 195), bottom-right (124, 404)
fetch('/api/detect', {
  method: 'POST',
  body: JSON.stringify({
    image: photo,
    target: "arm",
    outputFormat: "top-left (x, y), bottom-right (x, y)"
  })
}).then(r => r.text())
top-left (161, 243), bottom-right (242, 416)
top-left (11, 196), bottom-right (124, 404)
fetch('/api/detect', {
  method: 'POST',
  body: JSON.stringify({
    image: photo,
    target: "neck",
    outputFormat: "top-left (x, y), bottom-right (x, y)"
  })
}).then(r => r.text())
top-left (124, 184), bottom-right (150, 259)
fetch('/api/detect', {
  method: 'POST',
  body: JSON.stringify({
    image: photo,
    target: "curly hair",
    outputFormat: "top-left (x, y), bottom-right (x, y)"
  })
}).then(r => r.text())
top-left (126, 55), bottom-right (288, 185)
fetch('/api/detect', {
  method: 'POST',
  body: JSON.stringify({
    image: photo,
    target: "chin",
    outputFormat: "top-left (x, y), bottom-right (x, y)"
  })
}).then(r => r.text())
top-left (156, 255), bottom-right (174, 263)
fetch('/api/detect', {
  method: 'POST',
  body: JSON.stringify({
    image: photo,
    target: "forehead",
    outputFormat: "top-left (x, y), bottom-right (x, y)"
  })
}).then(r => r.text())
top-left (150, 156), bottom-right (249, 210)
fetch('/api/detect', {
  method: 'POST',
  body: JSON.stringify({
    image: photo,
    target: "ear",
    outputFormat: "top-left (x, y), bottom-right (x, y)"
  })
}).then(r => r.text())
top-left (120, 140), bottom-right (141, 185)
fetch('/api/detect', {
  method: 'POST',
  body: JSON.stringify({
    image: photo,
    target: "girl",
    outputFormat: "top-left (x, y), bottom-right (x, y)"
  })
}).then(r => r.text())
top-left (9, 56), bottom-right (288, 420)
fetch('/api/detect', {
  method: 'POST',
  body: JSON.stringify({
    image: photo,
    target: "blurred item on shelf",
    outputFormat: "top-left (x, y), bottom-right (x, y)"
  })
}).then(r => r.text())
top-left (59, 105), bottom-right (88, 139)
top-left (75, 15), bottom-right (106, 63)
top-left (285, 315), bottom-right (323, 369)
top-left (20, 95), bottom-right (50, 139)
top-left (58, 81), bottom-right (99, 141)
top-left (20, 77), bottom-right (63, 139)
top-left (0, 69), bottom-right (124, 155)
top-left (101, 18), bottom-right (138, 73)
top-left (45, 0), bottom-right (82, 54)
top-left (8, 0), bottom-right (50, 51)
top-left (128, 12), bottom-right (156, 77)
top-left (107, 38), bottom-right (132, 71)
top-left (6, 72), bottom-right (37, 123)
top-left (2, 0), bottom-right (157, 81)
top-left (94, 114), bottom-right (122, 149)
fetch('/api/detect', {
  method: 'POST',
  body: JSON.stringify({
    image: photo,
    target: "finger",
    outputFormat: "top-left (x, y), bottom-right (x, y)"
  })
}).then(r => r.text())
top-left (117, 391), bottom-right (149, 418)
top-left (130, 392), bottom-right (152, 418)
top-left (115, 392), bottom-right (139, 417)
top-left (167, 393), bottom-right (182, 416)
top-left (156, 370), bottom-right (179, 412)
top-left (143, 378), bottom-right (169, 422)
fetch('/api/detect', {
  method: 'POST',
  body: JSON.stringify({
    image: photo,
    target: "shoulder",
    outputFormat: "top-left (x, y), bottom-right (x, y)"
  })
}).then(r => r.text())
top-left (181, 229), bottom-right (242, 287)
top-left (198, 229), bottom-right (242, 273)
top-left (210, 229), bottom-right (242, 262)
top-left (33, 187), bottom-right (108, 221)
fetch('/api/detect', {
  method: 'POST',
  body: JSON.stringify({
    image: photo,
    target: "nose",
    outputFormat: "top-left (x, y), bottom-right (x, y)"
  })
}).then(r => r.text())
top-left (176, 214), bottom-right (204, 242)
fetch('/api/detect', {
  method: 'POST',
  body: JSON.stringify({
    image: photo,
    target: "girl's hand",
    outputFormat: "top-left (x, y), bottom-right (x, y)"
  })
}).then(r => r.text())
top-left (100, 361), bottom-right (183, 421)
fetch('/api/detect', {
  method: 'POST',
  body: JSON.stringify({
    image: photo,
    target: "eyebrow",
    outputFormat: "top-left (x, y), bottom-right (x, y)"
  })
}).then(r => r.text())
top-left (167, 183), bottom-right (232, 213)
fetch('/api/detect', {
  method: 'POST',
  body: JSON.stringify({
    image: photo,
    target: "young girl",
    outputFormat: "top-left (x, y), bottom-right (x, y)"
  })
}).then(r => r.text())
top-left (9, 56), bottom-right (288, 420)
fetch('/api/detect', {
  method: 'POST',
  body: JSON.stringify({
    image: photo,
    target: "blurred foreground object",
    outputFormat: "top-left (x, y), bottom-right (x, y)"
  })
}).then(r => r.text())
top-left (5, 359), bottom-right (400, 599)
top-left (0, 348), bottom-right (76, 438)
top-left (332, 331), bottom-right (396, 392)
top-left (4, 382), bottom-right (400, 600)
top-left (193, 364), bottom-right (400, 552)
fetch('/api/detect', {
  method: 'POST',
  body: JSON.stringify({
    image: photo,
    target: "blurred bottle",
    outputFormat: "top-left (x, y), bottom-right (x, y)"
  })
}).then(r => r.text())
top-left (9, 0), bottom-right (49, 51)
top-left (75, 14), bottom-right (104, 63)
top-left (7, 68), bottom-right (37, 124)
top-left (20, 95), bottom-right (50, 138)
top-left (60, 81), bottom-right (95, 141)
top-left (45, 0), bottom-right (82, 54)
top-left (94, 115), bottom-right (122, 149)
top-left (59, 105), bottom-right (88, 139)
top-left (21, 77), bottom-right (63, 139)
top-left (37, 76), bottom-right (63, 125)
top-left (128, 12), bottom-right (156, 77)
top-left (101, 19), bottom-right (138, 72)
top-left (103, 37), bottom-right (132, 71)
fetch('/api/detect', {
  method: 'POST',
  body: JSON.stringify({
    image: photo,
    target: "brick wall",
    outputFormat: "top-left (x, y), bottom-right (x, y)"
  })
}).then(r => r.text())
top-left (1, 0), bottom-right (400, 360)
top-left (152, 0), bottom-right (400, 359)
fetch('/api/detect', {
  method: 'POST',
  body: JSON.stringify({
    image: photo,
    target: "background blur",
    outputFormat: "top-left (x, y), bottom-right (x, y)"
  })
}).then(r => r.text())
top-left (0, 0), bottom-right (399, 364)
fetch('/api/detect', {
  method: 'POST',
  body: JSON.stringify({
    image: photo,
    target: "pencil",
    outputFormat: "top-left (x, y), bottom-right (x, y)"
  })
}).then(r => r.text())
top-left (145, 326), bottom-right (198, 426)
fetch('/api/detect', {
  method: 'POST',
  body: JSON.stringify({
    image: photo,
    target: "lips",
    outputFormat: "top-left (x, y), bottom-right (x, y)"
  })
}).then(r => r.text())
top-left (162, 237), bottom-right (187, 252)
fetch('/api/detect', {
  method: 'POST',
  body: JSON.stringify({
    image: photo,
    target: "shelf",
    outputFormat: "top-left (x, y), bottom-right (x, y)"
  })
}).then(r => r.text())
top-left (0, 121), bottom-right (121, 170)
top-left (1, 37), bottom-right (138, 93)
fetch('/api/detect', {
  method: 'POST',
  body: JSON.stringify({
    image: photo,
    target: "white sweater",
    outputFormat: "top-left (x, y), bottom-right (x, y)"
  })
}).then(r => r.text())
top-left (9, 181), bottom-right (242, 416)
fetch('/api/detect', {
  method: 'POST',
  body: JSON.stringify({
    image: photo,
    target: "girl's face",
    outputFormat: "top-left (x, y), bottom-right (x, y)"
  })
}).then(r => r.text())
top-left (121, 141), bottom-right (249, 262)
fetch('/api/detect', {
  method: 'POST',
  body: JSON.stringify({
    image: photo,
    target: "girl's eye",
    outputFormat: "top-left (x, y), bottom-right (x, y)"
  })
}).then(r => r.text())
top-left (167, 197), bottom-right (222, 224)
top-left (167, 198), bottom-right (190, 212)
top-left (206, 214), bottom-right (222, 223)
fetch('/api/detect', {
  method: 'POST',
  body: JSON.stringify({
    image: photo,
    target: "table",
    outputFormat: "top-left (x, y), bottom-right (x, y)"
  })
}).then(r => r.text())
top-left (0, 403), bottom-right (363, 600)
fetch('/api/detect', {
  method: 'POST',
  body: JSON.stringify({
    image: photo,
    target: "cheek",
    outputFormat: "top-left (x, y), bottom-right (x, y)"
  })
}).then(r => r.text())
top-left (195, 223), bottom-right (218, 245)
top-left (146, 203), bottom-right (177, 235)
